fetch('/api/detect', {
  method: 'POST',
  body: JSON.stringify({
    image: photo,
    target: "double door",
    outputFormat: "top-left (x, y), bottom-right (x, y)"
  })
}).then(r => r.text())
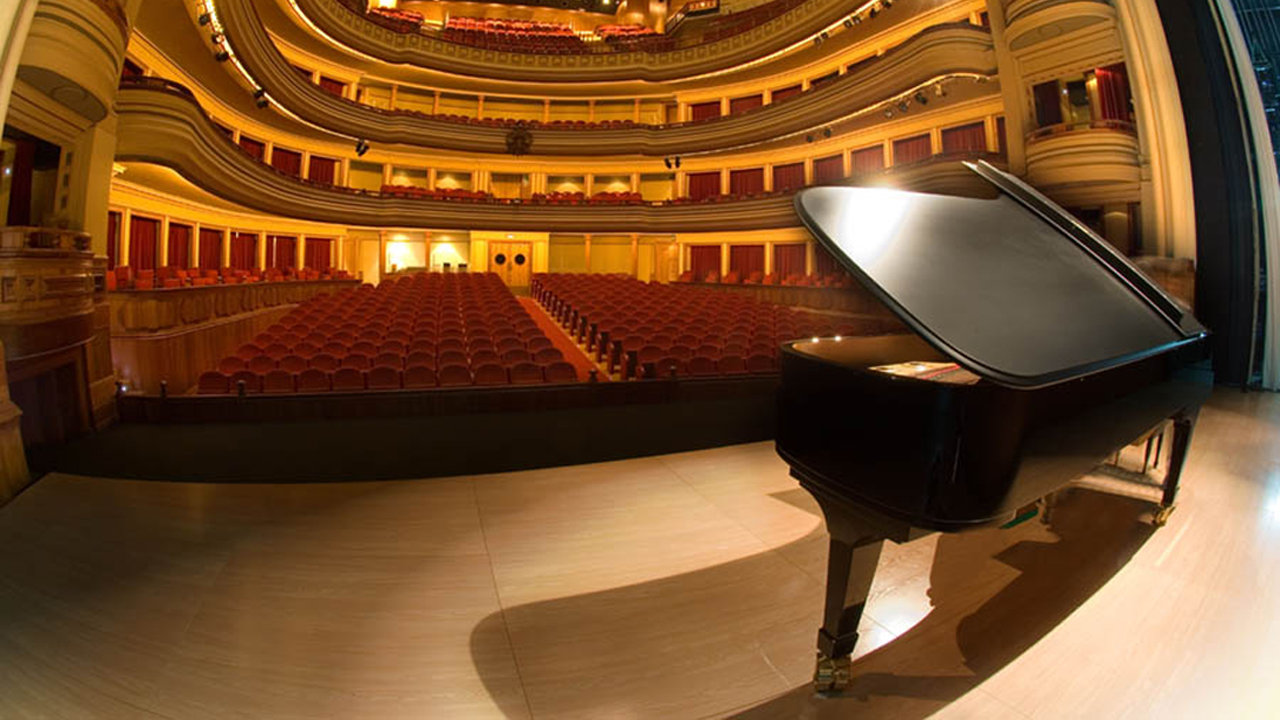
top-left (489, 242), bottom-right (531, 287)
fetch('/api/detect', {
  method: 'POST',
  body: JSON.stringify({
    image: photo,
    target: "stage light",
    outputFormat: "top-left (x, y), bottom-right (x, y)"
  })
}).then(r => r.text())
top-left (843, 18), bottom-right (853, 28)
top-left (852, 15), bottom-right (861, 24)
top-left (253, 88), bottom-right (267, 99)
top-left (674, 156), bottom-right (681, 168)
top-left (198, 12), bottom-right (212, 25)
top-left (869, 6), bottom-right (879, 17)
top-left (915, 92), bottom-right (928, 105)
top-left (823, 127), bottom-right (833, 138)
top-left (355, 139), bottom-right (370, 156)
top-left (211, 32), bottom-right (223, 43)
top-left (935, 84), bottom-right (946, 97)
top-left (215, 50), bottom-right (230, 62)
top-left (884, 108), bottom-right (894, 118)
top-left (898, 100), bottom-right (909, 112)
top-left (806, 134), bottom-right (814, 143)
top-left (664, 157), bottom-right (673, 169)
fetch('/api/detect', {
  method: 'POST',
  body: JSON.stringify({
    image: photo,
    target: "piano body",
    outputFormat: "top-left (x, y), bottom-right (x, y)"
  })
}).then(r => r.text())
top-left (777, 161), bottom-right (1213, 691)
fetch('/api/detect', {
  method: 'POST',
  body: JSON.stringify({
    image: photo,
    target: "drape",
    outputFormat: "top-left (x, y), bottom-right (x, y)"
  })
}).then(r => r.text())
top-left (941, 122), bottom-right (987, 153)
top-left (729, 245), bottom-right (764, 276)
top-left (167, 223), bottom-right (192, 269)
top-left (269, 236), bottom-right (297, 270)
top-left (1033, 81), bottom-right (1063, 127)
top-left (813, 155), bottom-right (844, 184)
top-left (772, 163), bottom-right (805, 192)
top-left (814, 244), bottom-right (841, 276)
top-left (6, 138), bottom-right (34, 226)
top-left (687, 172), bottom-right (721, 200)
top-left (850, 145), bottom-right (885, 176)
top-left (892, 134), bottom-right (932, 165)
top-left (107, 211), bottom-right (120, 270)
top-left (729, 94), bottom-right (763, 114)
top-left (308, 156), bottom-right (337, 185)
top-left (305, 238), bottom-right (333, 271)
top-left (997, 116), bottom-right (1007, 156)
top-left (771, 85), bottom-right (802, 102)
top-left (773, 244), bottom-right (806, 279)
top-left (238, 137), bottom-right (265, 161)
top-left (319, 76), bottom-right (346, 97)
top-left (230, 233), bottom-right (257, 270)
top-left (129, 216), bottom-right (159, 270)
top-left (1095, 64), bottom-right (1133, 122)
top-left (729, 168), bottom-right (764, 196)
top-left (198, 228), bottom-right (223, 270)
top-left (689, 245), bottom-right (721, 280)
top-left (271, 148), bottom-right (302, 177)
top-left (689, 101), bottom-right (721, 122)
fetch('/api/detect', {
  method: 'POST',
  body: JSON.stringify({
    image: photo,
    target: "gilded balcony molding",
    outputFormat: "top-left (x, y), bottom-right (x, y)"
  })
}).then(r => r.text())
top-left (115, 82), bottom-right (1002, 233)
top-left (287, 0), bottom-right (854, 83)
top-left (213, 3), bottom-right (997, 157)
top-left (1024, 123), bottom-right (1141, 204)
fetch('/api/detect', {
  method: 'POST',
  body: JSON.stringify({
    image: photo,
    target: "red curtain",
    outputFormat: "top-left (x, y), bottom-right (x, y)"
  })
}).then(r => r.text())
top-left (107, 211), bottom-right (120, 270)
top-left (941, 122), bottom-right (987, 153)
top-left (772, 163), bottom-right (805, 192)
top-left (813, 155), bottom-right (844, 184)
top-left (687, 172), bottom-right (721, 200)
top-left (1095, 64), bottom-right (1132, 122)
top-left (305, 238), bottom-right (333, 271)
top-left (199, 228), bottom-right (223, 270)
top-left (892, 134), bottom-right (933, 165)
top-left (167, 223), bottom-right (192, 269)
top-left (271, 148), bottom-right (302, 176)
top-left (997, 116), bottom-right (1007, 156)
top-left (308, 156), bottom-right (336, 185)
top-left (269, 235), bottom-right (296, 269)
top-left (774, 244), bottom-right (806, 279)
top-left (729, 245), bottom-right (764, 276)
top-left (230, 232), bottom-right (257, 270)
top-left (729, 168), bottom-right (764, 196)
top-left (689, 245), bottom-right (721, 280)
top-left (771, 85), bottom-right (802, 102)
top-left (729, 95), bottom-right (763, 114)
top-left (319, 77), bottom-right (346, 96)
top-left (689, 101), bottom-right (721, 122)
top-left (129, 216), bottom-right (159, 270)
top-left (814, 244), bottom-right (841, 276)
top-left (6, 138), bottom-right (34, 226)
top-left (850, 145), bottom-right (885, 176)
top-left (239, 137), bottom-right (265, 161)
top-left (1033, 81), bottom-right (1063, 127)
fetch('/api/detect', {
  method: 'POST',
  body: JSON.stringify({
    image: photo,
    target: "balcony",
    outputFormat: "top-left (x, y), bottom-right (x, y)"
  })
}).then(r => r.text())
top-left (1024, 121), bottom-right (1141, 204)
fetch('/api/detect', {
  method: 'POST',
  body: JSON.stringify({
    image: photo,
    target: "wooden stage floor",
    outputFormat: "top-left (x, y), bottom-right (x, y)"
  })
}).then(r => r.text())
top-left (0, 389), bottom-right (1276, 719)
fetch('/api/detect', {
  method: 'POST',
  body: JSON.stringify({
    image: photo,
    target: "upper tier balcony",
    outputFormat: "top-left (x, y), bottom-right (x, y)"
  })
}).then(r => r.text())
top-left (114, 80), bottom-right (1003, 233)
top-left (207, 9), bottom-right (997, 156)
top-left (1024, 120), bottom-right (1141, 205)
top-left (285, 0), bottom-right (861, 82)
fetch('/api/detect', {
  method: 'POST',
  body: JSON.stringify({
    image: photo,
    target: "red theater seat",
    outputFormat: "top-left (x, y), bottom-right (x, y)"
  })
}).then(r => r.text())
top-left (297, 368), bottom-right (331, 392)
top-left (279, 355), bottom-right (308, 374)
top-left (197, 371), bottom-right (230, 394)
top-left (403, 365), bottom-right (437, 388)
top-left (367, 366), bottom-right (402, 389)
top-left (372, 353), bottom-right (403, 369)
top-left (342, 354), bottom-right (371, 370)
top-left (217, 357), bottom-right (246, 374)
top-left (509, 362), bottom-right (544, 385)
top-left (247, 356), bottom-right (277, 374)
top-left (263, 369), bottom-right (295, 394)
top-left (718, 355), bottom-right (747, 374)
top-left (473, 363), bottom-right (509, 386)
top-left (438, 365), bottom-right (472, 387)
top-left (229, 370), bottom-right (261, 393)
top-left (687, 356), bottom-right (718, 376)
top-left (331, 368), bottom-right (366, 391)
top-left (745, 354), bottom-right (775, 373)
top-left (544, 361), bottom-right (577, 383)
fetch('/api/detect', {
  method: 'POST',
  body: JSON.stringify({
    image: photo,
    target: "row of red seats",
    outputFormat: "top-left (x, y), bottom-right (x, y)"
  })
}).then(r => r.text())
top-left (595, 24), bottom-right (660, 39)
top-left (699, 0), bottom-right (808, 42)
top-left (198, 272), bottom-right (580, 395)
top-left (380, 185), bottom-right (493, 202)
top-left (366, 6), bottom-right (423, 33)
top-left (109, 265), bottom-right (348, 290)
top-left (533, 274), bottom-right (846, 378)
top-left (676, 270), bottom-right (854, 287)
top-left (197, 360), bottom-right (578, 395)
top-left (528, 191), bottom-right (644, 205)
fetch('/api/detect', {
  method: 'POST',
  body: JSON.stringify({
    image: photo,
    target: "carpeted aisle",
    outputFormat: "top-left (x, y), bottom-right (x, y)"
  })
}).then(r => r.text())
top-left (519, 297), bottom-right (607, 381)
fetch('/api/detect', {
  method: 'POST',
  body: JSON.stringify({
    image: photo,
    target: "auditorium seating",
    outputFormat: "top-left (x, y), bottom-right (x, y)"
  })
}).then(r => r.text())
top-left (533, 274), bottom-right (867, 379)
top-left (108, 264), bottom-right (349, 290)
top-left (441, 17), bottom-right (587, 54)
top-left (199, 272), bottom-right (572, 394)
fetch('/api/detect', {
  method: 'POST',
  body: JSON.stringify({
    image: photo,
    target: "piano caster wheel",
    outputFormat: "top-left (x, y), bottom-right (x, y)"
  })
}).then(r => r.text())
top-left (813, 653), bottom-right (851, 693)
top-left (1152, 505), bottom-right (1175, 527)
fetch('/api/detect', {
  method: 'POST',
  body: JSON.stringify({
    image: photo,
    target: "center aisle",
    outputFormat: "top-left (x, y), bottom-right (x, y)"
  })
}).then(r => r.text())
top-left (519, 296), bottom-right (607, 382)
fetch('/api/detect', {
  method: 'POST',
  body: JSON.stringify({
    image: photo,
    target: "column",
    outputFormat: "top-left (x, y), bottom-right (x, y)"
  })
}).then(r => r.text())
top-left (159, 216), bottom-right (170, 267)
top-left (842, 149), bottom-right (852, 177)
top-left (222, 228), bottom-right (232, 268)
top-left (630, 233), bottom-right (639, 277)
top-left (720, 168), bottom-right (730, 195)
top-left (543, 99), bottom-right (551, 123)
top-left (379, 230), bottom-right (388, 277)
top-left (764, 241), bottom-right (774, 275)
top-left (120, 208), bottom-right (132, 267)
top-left (720, 97), bottom-right (730, 116)
top-left (805, 241), bottom-right (815, 276)
top-left (340, 158), bottom-right (351, 187)
top-left (677, 241), bottom-right (685, 275)
top-left (257, 231), bottom-right (268, 271)
top-left (263, 141), bottom-right (274, 167)
top-left (424, 232), bottom-right (433, 271)
top-left (633, 98), bottom-right (641, 122)
top-left (428, 167), bottom-right (438, 189)
top-left (630, 171), bottom-right (640, 192)
top-left (301, 151), bottom-right (311, 180)
top-left (720, 243), bottom-right (730, 278)
top-left (764, 89), bottom-right (773, 105)
top-left (764, 164), bottom-right (774, 192)
top-left (297, 235), bottom-right (306, 271)
top-left (192, 221), bottom-right (202, 269)
top-left (930, 127), bottom-right (943, 155)
top-left (382, 163), bottom-right (393, 186)
top-left (476, 94), bottom-right (485, 120)
top-left (677, 101), bottom-right (688, 122)
top-left (432, 91), bottom-right (440, 114)
top-left (389, 85), bottom-right (398, 110)
top-left (675, 170), bottom-right (686, 197)
top-left (585, 174), bottom-right (594, 197)
top-left (583, 233), bottom-right (592, 272)
top-left (804, 158), bottom-right (814, 185)
top-left (588, 99), bottom-right (596, 122)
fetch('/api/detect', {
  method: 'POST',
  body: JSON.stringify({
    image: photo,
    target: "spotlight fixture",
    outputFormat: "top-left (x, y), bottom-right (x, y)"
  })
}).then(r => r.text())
top-left (823, 127), bottom-right (833, 138)
top-left (898, 100), bottom-right (909, 112)
top-left (882, 0), bottom-right (892, 7)
top-left (934, 84), bottom-right (946, 97)
top-left (355, 139), bottom-right (370, 156)
top-left (198, 12), bottom-right (212, 25)
top-left (253, 88), bottom-right (267, 99)
top-left (805, 134), bottom-right (815, 143)
top-left (210, 32), bottom-right (223, 43)
top-left (914, 92), bottom-right (928, 105)
top-left (869, 6), bottom-right (879, 18)
top-left (843, 18), bottom-right (853, 28)
top-left (813, 36), bottom-right (823, 46)
top-left (884, 107), bottom-right (894, 118)
top-left (674, 156), bottom-right (681, 169)
top-left (852, 14), bottom-right (862, 24)
top-left (215, 50), bottom-right (230, 62)
top-left (664, 157), bottom-right (673, 169)
top-left (256, 97), bottom-right (269, 109)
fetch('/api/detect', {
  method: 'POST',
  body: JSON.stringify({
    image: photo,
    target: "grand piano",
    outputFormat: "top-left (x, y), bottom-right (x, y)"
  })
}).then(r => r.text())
top-left (777, 161), bottom-right (1213, 691)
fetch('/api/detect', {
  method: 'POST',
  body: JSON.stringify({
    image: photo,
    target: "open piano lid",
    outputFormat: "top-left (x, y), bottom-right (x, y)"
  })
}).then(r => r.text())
top-left (794, 161), bottom-right (1207, 388)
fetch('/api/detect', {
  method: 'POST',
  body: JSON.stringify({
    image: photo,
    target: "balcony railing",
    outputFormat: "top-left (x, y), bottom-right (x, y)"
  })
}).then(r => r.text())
top-left (1026, 118), bottom-right (1137, 142)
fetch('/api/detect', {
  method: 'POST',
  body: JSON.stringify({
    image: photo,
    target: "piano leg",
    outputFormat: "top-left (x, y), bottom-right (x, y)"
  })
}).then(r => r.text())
top-left (814, 534), bottom-right (884, 692)
top-left (1153, 409), bottom-right (1198, 527)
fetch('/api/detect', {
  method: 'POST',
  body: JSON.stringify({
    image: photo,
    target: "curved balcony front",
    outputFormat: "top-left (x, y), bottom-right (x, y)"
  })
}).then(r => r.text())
top-left (114, 82), bottom-right (1001, 233)
top-left (1003, 0), bottom-right (1115, 52)
top-left (287, 0), bottom-right (855, 83)
top-left (1023, 122), bottom-right (1141, 204)
top-left (215, 7), bottom-right (996, 157)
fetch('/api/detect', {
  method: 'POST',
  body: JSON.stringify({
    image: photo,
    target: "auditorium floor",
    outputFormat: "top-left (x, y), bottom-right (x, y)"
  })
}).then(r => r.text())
top-left (0, 389), bottom-right (1276, 719)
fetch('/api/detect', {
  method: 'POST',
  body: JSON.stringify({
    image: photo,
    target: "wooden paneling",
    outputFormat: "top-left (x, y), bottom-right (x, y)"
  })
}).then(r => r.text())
top-left (109, 280), bottom-right (358, 394)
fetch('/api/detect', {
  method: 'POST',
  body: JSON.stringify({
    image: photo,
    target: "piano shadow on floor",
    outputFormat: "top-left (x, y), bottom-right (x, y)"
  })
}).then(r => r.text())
top-left (470, 483), bottom-right (1158, 719)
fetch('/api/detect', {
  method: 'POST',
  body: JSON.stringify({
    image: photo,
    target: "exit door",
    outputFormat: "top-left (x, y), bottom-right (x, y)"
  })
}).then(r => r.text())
top-left (489, 242), bottom-right (531, 286)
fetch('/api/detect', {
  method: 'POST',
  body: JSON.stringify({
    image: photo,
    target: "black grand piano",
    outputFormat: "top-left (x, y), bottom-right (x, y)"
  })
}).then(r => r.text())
top-left (777, 161), bottom-right (1213, 691)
